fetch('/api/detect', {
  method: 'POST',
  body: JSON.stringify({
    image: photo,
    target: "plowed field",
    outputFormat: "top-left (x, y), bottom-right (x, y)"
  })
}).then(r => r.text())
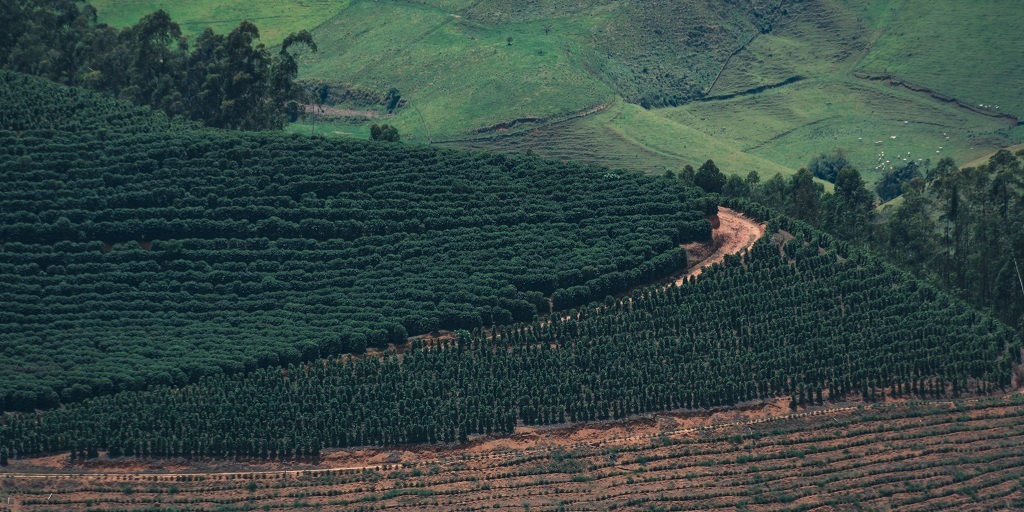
top-left (3, 394), bottom-right (1023, 511)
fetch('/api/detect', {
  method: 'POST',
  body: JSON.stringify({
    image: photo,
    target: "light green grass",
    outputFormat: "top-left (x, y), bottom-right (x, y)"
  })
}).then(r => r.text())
top-left (285, 119), bottom-right (371, 139)
top-left (93, 0), bottom-right (1024, 190)
top-left (708, 0), bottom-right (876, 96)
top-left (299, 1), bottom-right (613, 140)
top-left (856, 0), bottom-right (1024, 118)
top-left (660, 77), bottom-right (1021, 184)
top-left (89, 0), bottom-right (348, 44)
top-left (448, 99), bottom-right (796, 178)
top-left (838, 0), bottom-right (903, 30)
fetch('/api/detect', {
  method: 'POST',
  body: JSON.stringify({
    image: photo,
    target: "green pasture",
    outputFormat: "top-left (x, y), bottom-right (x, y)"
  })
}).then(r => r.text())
top-left (856, 0), bottom-right (1024, 119)
top-left (707, 0), bottom-right (876, 96)
top-left (89, 0), bottom-right (348, 44)
top-left (663, 77), bottom-right (1021, 184)
top-left (447, 99), bottom-right (796, 178)
top-left (298, 2), bottom-right (613, 140)
top-left (91, 0), bottom-right (1024, 188)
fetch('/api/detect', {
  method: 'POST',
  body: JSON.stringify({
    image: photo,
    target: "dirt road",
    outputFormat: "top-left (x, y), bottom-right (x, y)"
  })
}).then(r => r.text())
top-left (676, 206), bottom-right (766, 284)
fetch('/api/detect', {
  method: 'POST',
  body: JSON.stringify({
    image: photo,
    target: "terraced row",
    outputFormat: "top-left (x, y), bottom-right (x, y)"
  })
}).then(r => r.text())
top-left (3, 395), bottom-right (1023, 511)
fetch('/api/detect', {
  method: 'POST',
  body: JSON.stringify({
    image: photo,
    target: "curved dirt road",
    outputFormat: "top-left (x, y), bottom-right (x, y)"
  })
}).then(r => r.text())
top-left (676, 206), bottom-right (766, 284)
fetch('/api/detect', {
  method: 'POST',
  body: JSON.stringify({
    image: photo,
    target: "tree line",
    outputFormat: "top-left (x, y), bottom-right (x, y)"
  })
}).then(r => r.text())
top-left (676, 151), bottom-right (1024, 332)
top-left (0, 0), bottom-right (316, 130)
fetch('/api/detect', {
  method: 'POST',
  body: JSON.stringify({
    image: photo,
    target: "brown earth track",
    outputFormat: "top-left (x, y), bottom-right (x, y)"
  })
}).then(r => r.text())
top-left (677, 206), bottom-right (765, 283)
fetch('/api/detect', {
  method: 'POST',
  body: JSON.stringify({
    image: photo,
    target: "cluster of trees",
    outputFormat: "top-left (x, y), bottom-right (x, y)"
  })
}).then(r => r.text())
top-left (0, 71), bottom-right (714, 411)
top-left (875, 160), bottom-right (925, 202)
top-left (0, 0), bottom-right (316, 130)
top-left (807, 148), bottom-right (851, 183)
top-left (879, 150), bottom-right (1024, 329)
top-left (683, 149), bottom-right (1024, 332)
top-left (673, 160), bottom-right (874, 241)
top-left (369, 123), bottom-right (400, 142)
top-left (1, 211), bottom-right (1015, 461)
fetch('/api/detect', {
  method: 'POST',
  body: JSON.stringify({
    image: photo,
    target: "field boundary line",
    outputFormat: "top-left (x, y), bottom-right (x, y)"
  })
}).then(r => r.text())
top-left (0, 464), bottom-right (400, 481)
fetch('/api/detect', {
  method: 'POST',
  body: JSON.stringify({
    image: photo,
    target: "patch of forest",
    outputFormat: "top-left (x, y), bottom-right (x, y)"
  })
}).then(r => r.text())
top-left (1, 0), bottom-right (315, 130)
top-left (0, 72), bottom-right (714, 411)
top-left (709, 147), bottom-right (1024, 332)
top-left (1, 208), bottom-right (1016, 462)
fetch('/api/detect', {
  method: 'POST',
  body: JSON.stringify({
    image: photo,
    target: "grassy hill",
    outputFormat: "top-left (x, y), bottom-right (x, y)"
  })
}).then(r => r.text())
top-left (89, 0), bottom-right (347, 44)
top-left (855, 0), bottom-right (1024, 119)
top-left (89, 0), bottom-right (1024, 180)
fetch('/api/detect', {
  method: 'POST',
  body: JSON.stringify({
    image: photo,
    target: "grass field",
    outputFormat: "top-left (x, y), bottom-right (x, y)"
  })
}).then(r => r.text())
top-left (89, 0), bottom-right (348, 45)
top-left (662, 77), bottom-right (1022, 184)
top-left (297, 1), bottom-right (614, 139)
top-left (88, 0), bottom-right (1024, 182)
top-left (4, 394), bottom-right (1023, 510)
top-left (451, 99), bottom-right (798, 177)
top-left (705, 0), bottom-right (875, 97)
top-left (856, 0), bottom-right (1024, 119)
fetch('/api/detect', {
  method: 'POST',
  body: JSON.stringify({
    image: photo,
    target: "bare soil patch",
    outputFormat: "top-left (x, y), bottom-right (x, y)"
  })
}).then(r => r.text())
top-left (676, 206), bottom-right (766, 283)
top-left (305, 103), bottom-right (386, 118)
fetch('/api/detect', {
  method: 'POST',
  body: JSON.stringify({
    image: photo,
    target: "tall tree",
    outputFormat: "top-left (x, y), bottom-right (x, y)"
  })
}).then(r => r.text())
top-left (822, 167), bottom-right (875, 240)
top-left (694, 159), bottom-right (726, 194)
top-left (787, 168), bottom-right (822, 221)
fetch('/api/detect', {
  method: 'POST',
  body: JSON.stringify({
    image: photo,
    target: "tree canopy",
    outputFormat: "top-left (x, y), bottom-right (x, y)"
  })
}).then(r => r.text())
top-left (0, 0), bottom-right (316, 130)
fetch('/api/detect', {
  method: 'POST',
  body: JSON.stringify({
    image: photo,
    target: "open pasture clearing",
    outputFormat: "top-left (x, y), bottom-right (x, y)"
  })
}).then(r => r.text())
top-left (3, 394), bottom-right (1023, 510)
top-left (88, 0), bottom-right (348, 45)
top-left (855, 0), bottom-right (1024, 120)
top-left (662, 77), bottom-right (1023, 184)
top-left (450, 99), bottom-right (798, 178)
top-left (295, 1), bottom-right (616, 139)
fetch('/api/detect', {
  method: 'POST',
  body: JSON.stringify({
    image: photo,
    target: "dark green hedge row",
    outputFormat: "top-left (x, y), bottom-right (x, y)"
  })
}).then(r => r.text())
top-left (0, 72), bottom-right (713, 411)
top-left (1, 214), bottom-right (1016, 460)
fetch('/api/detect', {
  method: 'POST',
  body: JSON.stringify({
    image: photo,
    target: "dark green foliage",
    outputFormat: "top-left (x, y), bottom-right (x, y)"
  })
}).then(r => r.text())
top-left (882, 150), bottom-right (1024, 329)
top-left (821, 167), bottom-right (876, 241)
top-left (0, 206), bottom-right (1014, 459)
top-left (722, 174), bottom-right (750, 197)
top-left (876, 160), bottom-right (923, 202)
top-left (0, 72), bottom-right (713, 410)
top-left (694, 159), bottom-right (726, 194)
top-left (383, 88), bottom-right (401, 113)
top-left (739, 151), bottom-right (1024, 334)
top-left (0, 0), bottom-right (315, 130)
top-left (807, 148), bottom-right (850, 183)
top-left (370, 123), bottom-right (400, 142)
top-left (787, 168), bottom-right (823, 220)
top-left (678, 164), bottom-right (696, 186)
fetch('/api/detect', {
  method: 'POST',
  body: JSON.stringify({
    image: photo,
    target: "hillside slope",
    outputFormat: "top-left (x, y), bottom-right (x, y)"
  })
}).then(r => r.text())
top-left (0, 72), bottom-right (713, 410)
top-left (90, 0), bottom-right (1024, 179)
top-left (1, 198), bottom-right (1017, 459)
top-left (7, 395), bottom-right (1023, 511)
